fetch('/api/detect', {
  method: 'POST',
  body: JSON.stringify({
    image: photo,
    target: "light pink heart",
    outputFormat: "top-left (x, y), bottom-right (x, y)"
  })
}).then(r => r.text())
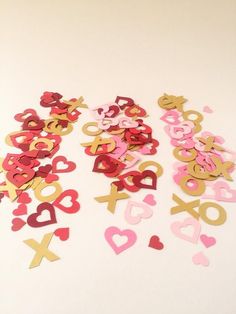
top-left (192, 251), bottom-right (209, 266)
top-left (203, 106), bottom-right (213, 113)
top-left (200, 234), bottom-right (216, 248)
top-left (104, 226), bottom-right (137, 254)
top-left (171, 217), bottom-right (201, 243)
top-left (124, 200), bottom-right (153, 224)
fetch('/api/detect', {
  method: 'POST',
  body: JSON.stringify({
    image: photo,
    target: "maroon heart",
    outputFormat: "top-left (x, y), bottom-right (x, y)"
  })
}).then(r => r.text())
top-left (22, 115), bottom-right (45, 131)
top-left (27, 202), bottom-right (57, 228)
top-left (133, 170), bottom-right (157, 190)
top-left (93, 155), bottom-right (118, 173)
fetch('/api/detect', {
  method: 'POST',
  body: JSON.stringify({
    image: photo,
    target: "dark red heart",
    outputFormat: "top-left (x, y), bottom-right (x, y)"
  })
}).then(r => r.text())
top-left (27, 202), bottom-right (57, 228)
top-left (115, 96), bottom-right (135, 110)
top-left (93, 155), bottom-right (118, 173)
top-left (22, 115), bottom-right (45, 131)
top-left (132, 170), bottom-right (157, 190)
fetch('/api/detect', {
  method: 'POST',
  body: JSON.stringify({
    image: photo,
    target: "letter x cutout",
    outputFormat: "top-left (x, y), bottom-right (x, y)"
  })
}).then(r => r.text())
top-left (24, 233), bottom-right (60, 268)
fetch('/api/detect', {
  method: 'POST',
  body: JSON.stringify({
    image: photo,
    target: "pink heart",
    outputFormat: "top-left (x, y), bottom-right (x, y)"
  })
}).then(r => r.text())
top-left (160, 110), bottom-right (181, 125)
top-left (200, 234), bottom-right (216, 248)
top-left (203, 181), bottom-right (236, 202)
top-left (104, 226), bottom-right (137, 254)
top-left (169, 121), bottom-right (194, 139)
top-left (171, 217), bottom-right (201, 243)
top-left (192, 252), bottom-right (209, 266)
top-left (203, 106), bottom-right (213, 113)
top-left (143, 194), bottom-right (157, 206)
top-left (11, 218), bottom-right (26, 231)
top-left (13, 204), bottom-right (27, 216)
top-left (124, 200), bottom-right (153, 224)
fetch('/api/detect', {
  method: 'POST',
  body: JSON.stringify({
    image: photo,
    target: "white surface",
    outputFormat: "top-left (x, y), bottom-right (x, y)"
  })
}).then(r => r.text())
top-left (0, 1), bottom-right (236, 314)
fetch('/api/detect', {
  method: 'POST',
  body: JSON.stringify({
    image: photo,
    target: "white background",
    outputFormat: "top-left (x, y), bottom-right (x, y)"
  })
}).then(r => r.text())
top-left (0, 1), bottom-right (236, 314)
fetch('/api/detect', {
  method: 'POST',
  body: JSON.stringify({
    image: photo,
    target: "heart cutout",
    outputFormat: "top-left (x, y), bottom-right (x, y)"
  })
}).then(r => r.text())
top-left (171, 217), bottom-right (201, 243)
top-left (52, 156), bottom-right (76, 173)
top-left (133, 170), bottom-right (157, 190)
top-left (104, 226), bottom-right (137, 254)
top-left (27, 202), bottom-right (57, 228)
top-left (53, 189), bottom-right (80, 213)
top-left (124, 200), bottom-right (153, 224)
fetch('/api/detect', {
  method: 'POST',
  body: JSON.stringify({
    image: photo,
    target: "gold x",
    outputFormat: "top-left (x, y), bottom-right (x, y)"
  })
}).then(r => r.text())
top-left (24, 233), bottom-right (60, 269)
top-left (63, 96), bottom-right (88, 112)
top-left (210, 155), bottom-right (234, 181)
top-left (95, 184), bottom-right (129, 213)
top-left (171, 194), bottom-right (200, 219)
top-left (196, 136), bottom-right (223, 152)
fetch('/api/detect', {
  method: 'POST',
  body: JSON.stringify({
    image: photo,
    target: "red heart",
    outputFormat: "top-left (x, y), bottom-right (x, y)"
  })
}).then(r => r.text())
top-left (9, 131), bottom-right (35, 148)
top-left (6, 168), bottom-right (35, 188)
top-left (93, 155), bottom-right (117, 173)
top-left (27, 202), bottom-right (57, 228)
top-left (54, 228), bottom-right (70, 241)
top-left (14, 109), bottom-right (38, 122)
top-left (45, 173), bottom-right (59, 183)
top-left (117, 171), bottom-right (141, 192)
top-left (148, 235), bottom-right (164, 250)
top-left (11, 218), bottom-right (26, 231)
top-left (125, 104), bottom-right (147, 117)
top-left (115, 96), bottom-right (135, 110)
top-left (2, 154), bottom-right (19, 171)
top-left (17, 192), bottom-right (32, 204)
top-left (133, 170), bottom-right (157, 190)
top-left (18, 143), bottom-right (30, 152)
top-left (22, 115), bottom-right (45, 131)
top-left (52, 156), bottom-right (76, 173)
top-left (53, 189), bottom-right (80, 213)
top-left (13, 204), bottom-right (27, 216)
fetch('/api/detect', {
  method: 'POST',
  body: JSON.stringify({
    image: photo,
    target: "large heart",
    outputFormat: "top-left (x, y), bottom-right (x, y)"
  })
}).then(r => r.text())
top-left (52, 156), bottom-right (76, 173)
top-left (22, 115), bottom-right (45, 131)
top-left (53, 189), bottom-right (80, 213)
top-left (104, 226), bottom-right (137, 254)
top-left (6, 167), bottom-right (35, 188)
top-left (171, 217), bottom-right (201, 243)
top-left (27, 202), bottom-right (57, 228)
top-left (132, 170), bottom-right (157, 190)
top-left (14, 109), bottom-right (38, 122)
top-left (124, 200), bottom-right (153, 224)
top-left (93, 155), bottom-right (118, 173)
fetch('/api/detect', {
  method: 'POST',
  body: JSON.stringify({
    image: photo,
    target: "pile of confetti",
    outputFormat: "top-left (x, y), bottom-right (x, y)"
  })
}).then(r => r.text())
top-left (81, 96), bottom-right (164, 253)
top-left (158, 93), bottom-right (236, 266)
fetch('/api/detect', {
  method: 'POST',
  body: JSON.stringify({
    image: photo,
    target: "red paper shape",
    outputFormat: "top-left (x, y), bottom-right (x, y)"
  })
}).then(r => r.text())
top-left (27, 202), bottom-right (57, 228)
top-left (13, 204), bottom-right (28, 216)
top-left (14, 109), bottom-right (38, 122)
top-left (6, 168), bottom-right (35, 188)
top-left (52, 156), bottom-right (76, 173)
top-left (17, 192), bottom-right (32, 204)
top-left (132, 170), bottom-right (157, 190)
top-left (148, 235), bottom-right (164, 250)
top-left (54, 228), bottom-right (70, 241)
top-left (11, 218), bottom-right (26, 231)
top-left (22, 115), bottom-right (45, 131)
top-left (115, 96), bottom-right (135, 110)
top-left (53, 189), bottom-right (80, 213)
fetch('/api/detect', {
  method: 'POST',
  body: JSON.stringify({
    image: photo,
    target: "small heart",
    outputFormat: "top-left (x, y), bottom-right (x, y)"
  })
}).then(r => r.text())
top-left (148, 235), bottom-right (164, 250)
top-left (52, 156), bottom-right (76, 173)
top-left (45, 173), bottom-right (59, 183)
top-left (54, 228), bottom-right (70, 241)
top-left (17, 192), bottom-right (32, 204)
top-left (124, 200), bottom-right (153, 224)
top-left (192, 252), bottom-right (209, 266)
top-left (11, 218), bottom-right (26, 231)
top-left (104, 226), bottom-right (137, 254)
top-left (203, 106), bottom-right (213, 113)
top-left (13, 204), bottom-right (27, 216)
top-left (200, 234), bottom-right (216, 248)
top-left (143, 194), bottom-right (157, 206)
